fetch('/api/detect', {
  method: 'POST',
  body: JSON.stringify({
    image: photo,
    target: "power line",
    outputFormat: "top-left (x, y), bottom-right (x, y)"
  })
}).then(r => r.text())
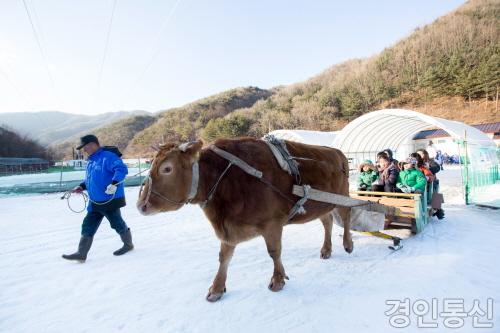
top-left (21, 0), bottom-right (59, 107)
top-left (117, 0), bottom-right (182, 110)
top-left (30, 0), bottom-right (47, 47)
top-left (92, 0), bottom-right (119, 113)
top-left (16, 0), bottom-right (53, 131)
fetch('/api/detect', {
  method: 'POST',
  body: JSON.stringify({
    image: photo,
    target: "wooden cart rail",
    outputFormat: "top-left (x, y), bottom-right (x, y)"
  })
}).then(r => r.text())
top-left (350, 190), bottom-right (430, 234)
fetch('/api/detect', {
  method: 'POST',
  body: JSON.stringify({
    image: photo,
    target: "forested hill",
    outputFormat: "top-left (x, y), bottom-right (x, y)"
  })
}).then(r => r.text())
top-left (0, 126), bottom-right (47, 158)
top-left (53, 0), bottom-right (499, 158)
top-left (231, 0), bottom-right (499, 137)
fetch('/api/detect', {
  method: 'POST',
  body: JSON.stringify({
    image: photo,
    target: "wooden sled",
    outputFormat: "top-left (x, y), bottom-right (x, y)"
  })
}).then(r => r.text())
top-left (292, 184), bottom-right (435, 251)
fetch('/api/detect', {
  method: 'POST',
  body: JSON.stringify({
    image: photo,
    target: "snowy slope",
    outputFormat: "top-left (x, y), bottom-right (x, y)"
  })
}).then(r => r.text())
top-left (1, 169), bottom-right (499, 333)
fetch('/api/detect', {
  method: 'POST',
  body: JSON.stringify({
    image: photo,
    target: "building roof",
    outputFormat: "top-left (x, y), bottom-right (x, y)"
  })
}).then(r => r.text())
top-left (413, 121), bottom-right (500, 140)
top-left (474, 122), bottom-right (500, 133)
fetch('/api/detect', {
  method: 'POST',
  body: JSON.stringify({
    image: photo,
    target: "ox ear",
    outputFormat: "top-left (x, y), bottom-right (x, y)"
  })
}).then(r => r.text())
top-left (178, 140), bottom-right (203, 155)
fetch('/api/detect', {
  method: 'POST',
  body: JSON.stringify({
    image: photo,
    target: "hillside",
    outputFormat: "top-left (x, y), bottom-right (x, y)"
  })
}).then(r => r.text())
top-left (51, 115), bottom-right (157, 160)
top-left (0, 126), bottom-right (47, 158)
top-left (124, 87), bottom-right (272, 156)
top-left (229, 0), bottom-right (499, 137)
top-left (0, 110), bottom-right (150, 145)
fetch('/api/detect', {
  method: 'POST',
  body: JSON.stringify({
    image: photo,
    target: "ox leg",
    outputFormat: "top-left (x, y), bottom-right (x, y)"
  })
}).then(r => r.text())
top-left (206, 242), bottom-right (235, 302)
top-left (338, 206), bottom-right (353, 253)
top-left (263, 226), bottom-right (288, 292)
top-left (319, 213), bottom-right (333, 259)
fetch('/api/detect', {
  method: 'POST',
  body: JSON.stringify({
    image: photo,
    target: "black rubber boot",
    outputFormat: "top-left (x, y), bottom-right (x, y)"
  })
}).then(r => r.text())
top-left (113, 228), bottom-right (134, 256)
top-left (62, 236), bottom-right (93, 262)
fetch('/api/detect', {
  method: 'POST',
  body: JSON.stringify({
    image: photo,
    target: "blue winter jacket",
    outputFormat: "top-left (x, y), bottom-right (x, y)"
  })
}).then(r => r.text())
top-left (82, 148), bottom-right (128, 210)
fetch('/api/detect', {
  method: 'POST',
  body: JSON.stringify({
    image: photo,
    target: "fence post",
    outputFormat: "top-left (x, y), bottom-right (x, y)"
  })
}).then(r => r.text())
top-left (59, 161), bottom-right (63, 189)
top-left (457, 138), bottom-right (471, 206)
top-left (138, 157), bottom-right (142, 185)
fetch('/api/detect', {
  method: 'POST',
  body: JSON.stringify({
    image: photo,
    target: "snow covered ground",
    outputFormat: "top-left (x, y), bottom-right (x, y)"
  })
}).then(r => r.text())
top-left (1, 168), bottom-right (499, 333)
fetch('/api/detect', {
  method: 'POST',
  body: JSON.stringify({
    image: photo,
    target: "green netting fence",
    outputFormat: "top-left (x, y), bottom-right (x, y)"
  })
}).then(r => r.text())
top-left (459, 140), bottom-right (500, 208)
top-left (0, 164), bottom-right (148, 197)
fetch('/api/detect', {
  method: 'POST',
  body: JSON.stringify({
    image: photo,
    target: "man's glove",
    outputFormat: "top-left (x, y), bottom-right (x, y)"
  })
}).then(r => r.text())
top-left (105, 184), bottom-right (118, 195)
top-left (72, 186), bottom-right (83, 194)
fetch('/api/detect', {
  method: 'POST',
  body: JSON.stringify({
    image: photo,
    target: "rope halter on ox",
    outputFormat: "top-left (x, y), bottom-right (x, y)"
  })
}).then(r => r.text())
top-left (139, 142), bottom-right (200, 207)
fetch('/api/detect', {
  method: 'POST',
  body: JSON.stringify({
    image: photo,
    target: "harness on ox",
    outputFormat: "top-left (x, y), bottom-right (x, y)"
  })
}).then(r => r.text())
top-left (205, 137), bottom-right (403, 248)
top-left (143, 138), bottom-right (400, 241)
top-left (263, 134), bottom-right (301, 184)
top-left (140, 136), bottom-right (312, 220)
top-left (206, 142), bottom-right (311, 220)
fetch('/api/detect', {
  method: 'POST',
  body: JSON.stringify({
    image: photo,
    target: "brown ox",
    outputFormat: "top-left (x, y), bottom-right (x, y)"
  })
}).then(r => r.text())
top-left (137, 137), bottom-right (352, 302)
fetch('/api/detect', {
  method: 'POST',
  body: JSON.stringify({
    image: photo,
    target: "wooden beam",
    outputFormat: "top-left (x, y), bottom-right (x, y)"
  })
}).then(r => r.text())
top-left (293, 185), bottom-right (398, 215)
top-left (351, 196), bottom-right (416, 208)
top-left (350, 190), bottom-right (421, 199)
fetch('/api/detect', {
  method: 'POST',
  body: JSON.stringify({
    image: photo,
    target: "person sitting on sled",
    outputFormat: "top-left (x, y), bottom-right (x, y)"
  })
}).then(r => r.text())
top-left (396, 157), bottom-right (427, 194)
top-left (371, 155), bottom-right (399, 193)
top-left (415, 150), bottom-right (445, 219)
top-left (357, 159), bottom-right (378, 191)
top-left (410, 152), bottom-right (435, 183)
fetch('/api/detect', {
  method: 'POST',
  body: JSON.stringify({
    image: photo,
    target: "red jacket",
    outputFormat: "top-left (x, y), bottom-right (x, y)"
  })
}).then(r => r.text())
top-left (419, 166), bottom-right (435, 183)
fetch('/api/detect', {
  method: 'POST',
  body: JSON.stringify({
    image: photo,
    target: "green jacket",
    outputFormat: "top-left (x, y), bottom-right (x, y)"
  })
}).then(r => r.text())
top-left (358, 170), bottom-right (378, 187)
top-left (397, 168), bottom-right (427, 192)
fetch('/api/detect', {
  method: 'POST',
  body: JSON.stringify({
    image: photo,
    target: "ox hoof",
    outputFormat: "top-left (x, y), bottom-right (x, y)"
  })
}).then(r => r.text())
top-left (344, 245), bottom-right (353, 254)
top-left (268, 275), bottom-right (288, 292)
top-left (206, 287), bottom-right (226, 303)
top-left (320, 248), bottom-right (332, 259)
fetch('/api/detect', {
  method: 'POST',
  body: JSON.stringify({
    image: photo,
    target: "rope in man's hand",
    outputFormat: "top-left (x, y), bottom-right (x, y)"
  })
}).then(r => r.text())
top-left (60, 168), bottom-right (150, 213)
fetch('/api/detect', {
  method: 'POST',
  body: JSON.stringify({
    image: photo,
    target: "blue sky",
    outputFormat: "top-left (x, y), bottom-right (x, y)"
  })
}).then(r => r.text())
top-left (0, 0), bottom-right (465, 115)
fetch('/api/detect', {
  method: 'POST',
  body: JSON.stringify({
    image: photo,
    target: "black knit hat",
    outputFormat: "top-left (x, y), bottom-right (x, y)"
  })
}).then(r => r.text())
top-left (76, 134), bottom-right (99, 149)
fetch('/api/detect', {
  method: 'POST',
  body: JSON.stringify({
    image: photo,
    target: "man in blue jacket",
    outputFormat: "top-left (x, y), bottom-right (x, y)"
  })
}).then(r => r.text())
top-left (62, 134), bottom-right (134, 262)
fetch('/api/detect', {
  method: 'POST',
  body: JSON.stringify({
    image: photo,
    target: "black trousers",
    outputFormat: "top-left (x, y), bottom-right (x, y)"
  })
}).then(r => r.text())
top-left (81, 208), bottom-right (128, 237)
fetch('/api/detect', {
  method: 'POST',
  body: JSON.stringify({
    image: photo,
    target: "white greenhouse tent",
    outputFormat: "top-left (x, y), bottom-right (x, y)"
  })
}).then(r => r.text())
top-left (333, 109), bottom-right (497, 165)
top-left (269, 109), bottom-right (499, 206)
top-left (332, 109), bottom-right (499, 206)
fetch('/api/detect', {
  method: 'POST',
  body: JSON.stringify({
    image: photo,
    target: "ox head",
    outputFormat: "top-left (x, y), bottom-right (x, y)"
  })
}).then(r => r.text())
top-left (137, 140), bottom-right (203, 215)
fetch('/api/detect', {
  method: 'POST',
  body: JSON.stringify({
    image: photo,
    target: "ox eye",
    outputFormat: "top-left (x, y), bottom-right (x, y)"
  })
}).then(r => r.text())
top-left (164, 166), bottom-right (173, 174)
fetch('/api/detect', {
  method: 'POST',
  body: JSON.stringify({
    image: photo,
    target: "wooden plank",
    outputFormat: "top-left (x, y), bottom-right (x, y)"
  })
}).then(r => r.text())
top-left (394, 206), bottom-right (415, 217)
top-left (350, 190), bottom-right (421, 199)
top-left (378, 197), bottom-right (416, 208)
top-left (293, 185), bottom-right (397, 215)
top-left (387, 215), bottom-right (415, 226)
top-left (351, 196), bottom-right (415, 208)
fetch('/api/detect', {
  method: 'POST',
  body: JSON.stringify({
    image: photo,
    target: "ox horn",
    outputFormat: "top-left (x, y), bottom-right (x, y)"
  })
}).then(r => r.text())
top-left (178, 141), bottom-right (197, 152)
